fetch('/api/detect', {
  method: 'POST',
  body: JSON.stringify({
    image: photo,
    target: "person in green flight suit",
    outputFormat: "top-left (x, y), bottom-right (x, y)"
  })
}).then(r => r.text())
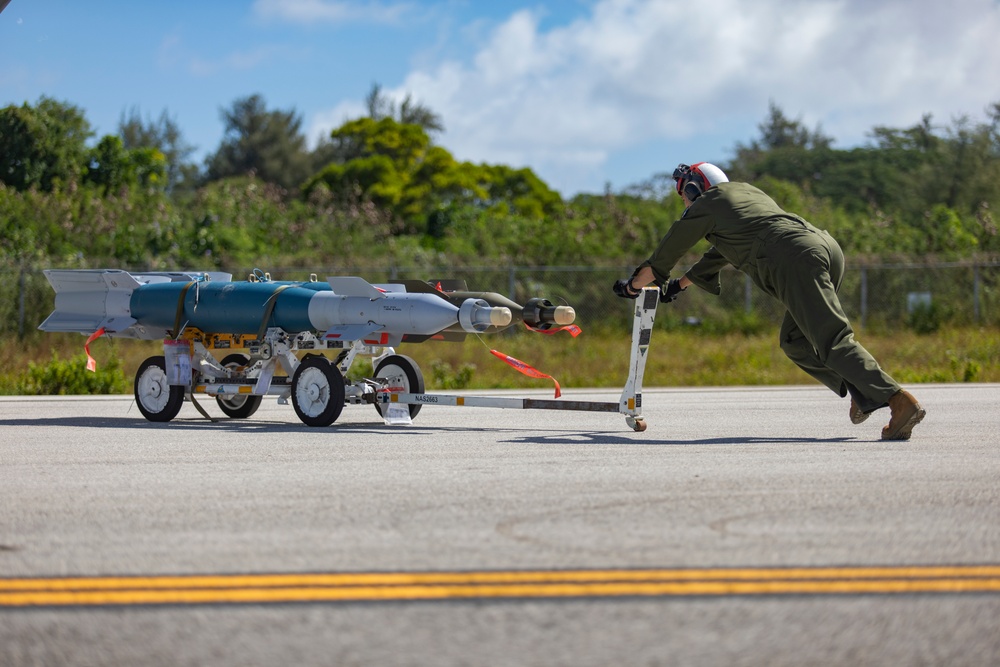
top-left (614, 162), bottom-right (925, 440)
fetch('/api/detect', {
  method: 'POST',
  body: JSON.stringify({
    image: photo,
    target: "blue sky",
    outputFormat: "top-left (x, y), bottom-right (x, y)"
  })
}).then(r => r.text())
top-left (2, 0), bottom-right (999, 196)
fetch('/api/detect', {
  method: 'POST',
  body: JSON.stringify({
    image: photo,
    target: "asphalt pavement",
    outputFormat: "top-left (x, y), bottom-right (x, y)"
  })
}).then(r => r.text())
top-left (1, 383), bottom-right (998, 666)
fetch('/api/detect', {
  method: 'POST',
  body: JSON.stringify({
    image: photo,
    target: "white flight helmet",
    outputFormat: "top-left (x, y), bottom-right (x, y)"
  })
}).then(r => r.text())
top-left (673, 162), bottom-right (729, 201)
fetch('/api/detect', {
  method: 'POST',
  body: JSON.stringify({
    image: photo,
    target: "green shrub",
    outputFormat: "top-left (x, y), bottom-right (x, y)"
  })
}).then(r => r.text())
top-left (429, 359), bottom-right (476, 389)
top-left (907, 302), bottom-right (944, 334)
top-left (14, 353), bottom-right (129, 395)
top-left (344, 357), bottom-right (373, 383)
top-left (951, 354), bottom-right (981, 382)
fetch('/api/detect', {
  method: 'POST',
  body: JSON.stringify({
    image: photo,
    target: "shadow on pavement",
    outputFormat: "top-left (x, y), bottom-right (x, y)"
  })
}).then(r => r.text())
top-left (0, 414), bottom-right (861, 445)
top-left (501, 432), bottom-right (859, 446)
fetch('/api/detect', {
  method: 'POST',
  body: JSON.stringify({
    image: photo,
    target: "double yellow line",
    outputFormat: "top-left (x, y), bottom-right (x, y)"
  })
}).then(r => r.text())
top-left (3, 566), bottom-right (999, 607)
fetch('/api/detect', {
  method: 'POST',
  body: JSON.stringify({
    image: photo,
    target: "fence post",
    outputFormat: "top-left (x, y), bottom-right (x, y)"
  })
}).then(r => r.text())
top-left (508, 266), bottom-right (516, 300)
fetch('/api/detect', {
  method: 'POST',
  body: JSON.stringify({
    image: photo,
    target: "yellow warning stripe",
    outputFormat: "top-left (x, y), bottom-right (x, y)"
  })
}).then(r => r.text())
top-left (2, 566), bottom-right (998, 607)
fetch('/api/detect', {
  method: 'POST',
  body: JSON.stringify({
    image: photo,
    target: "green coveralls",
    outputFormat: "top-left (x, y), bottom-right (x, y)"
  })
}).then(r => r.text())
top-left (641, 181), bottom-right (900, 413)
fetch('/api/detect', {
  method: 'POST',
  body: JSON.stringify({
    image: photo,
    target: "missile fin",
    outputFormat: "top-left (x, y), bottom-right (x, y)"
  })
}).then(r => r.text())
top-left (322, 323), bottom-right (384, 342)
top-left (327, 277), bottom-right (385, 299)
top-left (388, 279), bottom-right (453, 302)
top-left (402, 330), bottom-right (468, 343)
top-left (38, 269), bottom-right (140, 335)
top-left (429, 279), bottom-right (469, 291)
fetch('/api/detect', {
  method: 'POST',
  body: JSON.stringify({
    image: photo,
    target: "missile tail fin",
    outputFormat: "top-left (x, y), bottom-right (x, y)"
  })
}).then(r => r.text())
top-left (38, 269), bottom-right (140, 335)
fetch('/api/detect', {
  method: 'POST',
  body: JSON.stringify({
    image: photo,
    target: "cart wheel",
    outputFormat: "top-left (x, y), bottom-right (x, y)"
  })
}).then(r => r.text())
top-left (291, 356), bottom-right (345, 427)
top-left (374, 355), bottom-right (425, 419)
top-left (215, 353), bottom-right (263, 419)
top-left (134, 355), bottom-right (184, 422)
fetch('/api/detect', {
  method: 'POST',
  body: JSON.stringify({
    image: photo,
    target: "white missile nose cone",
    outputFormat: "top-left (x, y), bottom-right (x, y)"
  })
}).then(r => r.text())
top-left (459, 298), bottom-right (510, 332)
top-left (553, 306), bottom-right (576, 325)
top-left (491, 307), bottom-right (513, 326)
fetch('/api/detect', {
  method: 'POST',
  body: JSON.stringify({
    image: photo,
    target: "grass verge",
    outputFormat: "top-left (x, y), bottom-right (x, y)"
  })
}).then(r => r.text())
top-left (1, 325), bottom-right (996, 395)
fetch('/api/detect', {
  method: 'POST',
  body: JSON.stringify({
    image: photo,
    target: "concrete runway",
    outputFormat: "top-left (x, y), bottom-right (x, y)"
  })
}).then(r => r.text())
top-left (2, 383), bottom-right (999, 666)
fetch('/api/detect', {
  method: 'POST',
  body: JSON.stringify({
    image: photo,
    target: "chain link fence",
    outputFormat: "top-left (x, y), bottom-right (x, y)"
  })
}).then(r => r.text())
top-left (3, 262), bottom-right (998, 338)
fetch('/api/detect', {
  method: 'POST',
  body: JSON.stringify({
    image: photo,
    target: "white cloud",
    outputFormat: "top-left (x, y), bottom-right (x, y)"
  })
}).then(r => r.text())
top-left (253, 0), bottom-right (413, 25)
top-left (310, 0), bottom-right (1000, 194)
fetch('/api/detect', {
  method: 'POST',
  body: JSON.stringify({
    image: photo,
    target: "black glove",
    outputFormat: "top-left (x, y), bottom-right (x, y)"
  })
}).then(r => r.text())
top-left (613, 278), bottom-right (640, 299)
top-left (660, 279), bottom-right (686, 303)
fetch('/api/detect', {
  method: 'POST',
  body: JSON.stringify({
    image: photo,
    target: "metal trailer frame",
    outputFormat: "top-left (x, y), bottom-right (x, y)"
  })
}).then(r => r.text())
top-left (135, 288), bottom-right (658, 431)
top-left (375, 288), bottom-right (659, 432)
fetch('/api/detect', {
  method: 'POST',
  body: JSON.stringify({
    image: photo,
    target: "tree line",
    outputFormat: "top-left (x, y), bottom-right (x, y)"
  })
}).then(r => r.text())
top-left (1, 88), bottom-right (998, 273)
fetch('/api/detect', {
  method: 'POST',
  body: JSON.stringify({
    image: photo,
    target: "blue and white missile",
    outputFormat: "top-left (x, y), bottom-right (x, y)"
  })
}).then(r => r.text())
top-left (38, 269), bottom-right (512, 343)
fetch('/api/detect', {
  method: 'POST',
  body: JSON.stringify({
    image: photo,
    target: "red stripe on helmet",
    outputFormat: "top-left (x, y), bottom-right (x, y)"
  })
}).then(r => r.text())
top-left (689, 162), bottom-right (708, 191)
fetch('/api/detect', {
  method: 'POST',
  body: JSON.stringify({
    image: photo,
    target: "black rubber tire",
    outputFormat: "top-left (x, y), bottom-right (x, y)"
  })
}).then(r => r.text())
top-left (215, 353), bottom-right (263, 419)
top-left (374, 354), bottom-right (425, 419)
top-left (134, 355), bottom-right (185, 422)
top-left (291, 356), bottom-right (346, 427)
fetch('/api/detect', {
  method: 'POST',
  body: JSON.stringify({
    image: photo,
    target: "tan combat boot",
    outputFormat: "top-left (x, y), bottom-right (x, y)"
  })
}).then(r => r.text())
top-left (881, 390), bottom-right (926, 440)
top-left (849, 398), bottom-right (869, 424)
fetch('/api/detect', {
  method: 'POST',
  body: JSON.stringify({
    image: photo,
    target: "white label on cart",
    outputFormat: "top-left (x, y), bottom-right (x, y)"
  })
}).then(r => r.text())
top-left (384, 402), bottom-right (412, 426)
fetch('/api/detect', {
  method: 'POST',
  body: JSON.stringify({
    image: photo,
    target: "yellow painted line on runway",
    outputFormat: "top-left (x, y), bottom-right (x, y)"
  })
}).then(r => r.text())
top-left (1, 566), bottom-right (999, 607)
